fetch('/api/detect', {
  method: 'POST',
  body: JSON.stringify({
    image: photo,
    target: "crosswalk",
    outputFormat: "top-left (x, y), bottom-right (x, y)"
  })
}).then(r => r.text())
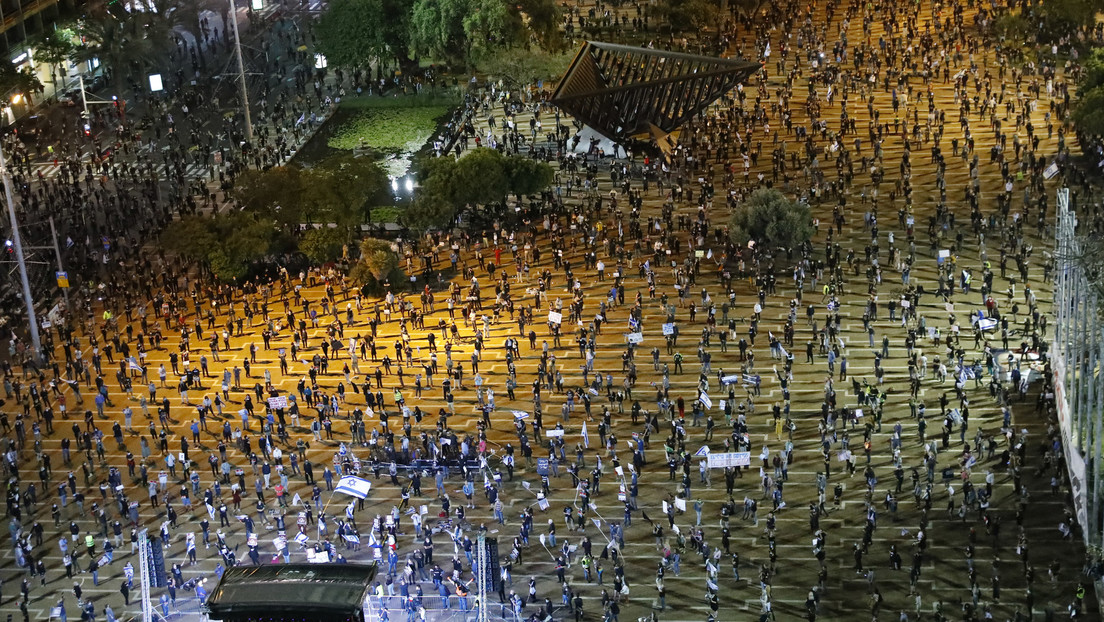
top-left (25, 160), bottom-right (211, 181)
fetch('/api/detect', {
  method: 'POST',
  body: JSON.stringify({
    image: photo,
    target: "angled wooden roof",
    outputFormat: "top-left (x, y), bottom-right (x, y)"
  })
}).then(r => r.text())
top-left (551, 41), bottom-right (760, 143)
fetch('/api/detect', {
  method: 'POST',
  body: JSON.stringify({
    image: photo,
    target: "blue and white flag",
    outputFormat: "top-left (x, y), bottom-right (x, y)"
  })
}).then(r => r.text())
top-left (334, 476), bottom-right (372, 499)
top-left (128, 357), bottom-right (143, 371)
top-left (342, 534), bottom-right (361, 544)
top-left (295, 113), bottom-right (306, 126)
top-left (581, 422), bottom-right (590, 448)
top-left (294, 532), bottom-right (309, 545)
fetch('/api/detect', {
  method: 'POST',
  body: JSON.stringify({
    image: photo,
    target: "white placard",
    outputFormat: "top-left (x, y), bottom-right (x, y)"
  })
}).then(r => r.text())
top-left (547, 429), bottom-right (565, 438)
top-left (626, 332), bottom-right (644, 344)
top-left (662, 323), bottom-right (676, 336)
top-left (675, 498), bottom-right (687, 512)
top-left (267, 396), bottom-right (288, 410)
top-left (939, 249), bottom-right (951, 259)
top-left (548, 311), bottom-right (563, 324)
top-left (707, 452), bottom-right (752, 468)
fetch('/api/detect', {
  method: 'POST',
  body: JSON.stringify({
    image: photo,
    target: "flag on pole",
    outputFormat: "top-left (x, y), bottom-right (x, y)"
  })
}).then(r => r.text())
top-left (292, 493), bottom-right (302, 507)
top-left (334, 476), bottom-right (372, 499)
top-left (581, 422), bottom-right (590, 448)
top-left (294, 532), bottom-right (309, 545)
top-left (206, 503), bottom-right (216, 519)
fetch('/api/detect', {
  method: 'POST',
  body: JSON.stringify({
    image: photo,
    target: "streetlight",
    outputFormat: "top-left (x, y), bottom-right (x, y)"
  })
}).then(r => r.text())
top-left (229, 0), bottom-right (254, 143)
top-left (0, 141), bottom-right (42, 362)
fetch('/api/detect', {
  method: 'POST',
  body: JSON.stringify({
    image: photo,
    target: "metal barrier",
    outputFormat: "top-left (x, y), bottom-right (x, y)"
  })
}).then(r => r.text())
top-left (365, 595), bottom-right (527, 622)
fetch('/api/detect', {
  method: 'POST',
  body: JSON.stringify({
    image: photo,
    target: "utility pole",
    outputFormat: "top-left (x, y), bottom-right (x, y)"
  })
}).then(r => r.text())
top-left (229, 0), bottom-right (254, 143)
top-left (48, 216), bottom-right (69, 315)
top-left (78, 73), bottom-right (89, 120)
top-left (476, 532), bottom-right (488, 622)
top-left (0, 141), bottom-right (42, 363)
top-left (138, 529), bottom-right (152, 622)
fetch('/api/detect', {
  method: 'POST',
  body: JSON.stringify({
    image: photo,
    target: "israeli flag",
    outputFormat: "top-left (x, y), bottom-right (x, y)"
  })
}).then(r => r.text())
top-left (334, 476), bottom-right (372, 499)
top-left (343, 534), bottom-right (361, 544)
top-left (294, 532), bottom-right (309, 545)
top-left (581, 422), bottom-right (590, 448)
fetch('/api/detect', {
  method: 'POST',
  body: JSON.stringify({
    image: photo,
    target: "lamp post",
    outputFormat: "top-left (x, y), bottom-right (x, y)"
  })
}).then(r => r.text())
top-left (229, 0), bottom-right (254, 143)
top-left (0, 137), bottom-right (43, 362)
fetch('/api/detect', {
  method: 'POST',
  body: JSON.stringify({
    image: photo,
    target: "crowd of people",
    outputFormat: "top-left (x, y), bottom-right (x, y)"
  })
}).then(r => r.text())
top-left (0, 0), bottom-right (1101, 620)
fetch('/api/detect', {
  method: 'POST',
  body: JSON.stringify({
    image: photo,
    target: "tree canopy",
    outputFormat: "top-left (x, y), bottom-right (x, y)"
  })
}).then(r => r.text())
top-left (161, 212), bottom-right (277, 282)
top-left (349, 238), bottom-right (406, 294)
top-left (0, 63), bottom-right (43, 103)
top-left (32, 29), bottom-right (76, 88)
top-left (1074, 47), bottom-right (1104, 145)
top-left (312, 0), bottom-right (567, 69)
top-left (232, 155), bottom-right (388, 237)
top-left (727, 188), bottom-right (814, 251)
top-left (314, 0), bottom-right (411, 68)
top-left (654, 0), bottom-right (721, 33)
top-left (405, 148), bottom-right (554, 232)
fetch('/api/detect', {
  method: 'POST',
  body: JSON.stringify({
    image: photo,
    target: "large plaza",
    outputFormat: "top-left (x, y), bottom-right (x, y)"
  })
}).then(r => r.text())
top-left (0, 0), bottom-right (1100, 620)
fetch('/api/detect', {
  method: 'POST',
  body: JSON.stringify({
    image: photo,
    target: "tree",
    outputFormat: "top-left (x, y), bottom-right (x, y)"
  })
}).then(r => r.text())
top-left (462, 0), bottom-right (523, 62)
top-left (409, 0), bottom-right (469, 65)
top-left (315, 0), bottom-right (392, 68)
top-left (1029, 0), bottom-right (1095, 42)
top-left (32, 29), bottom-right (76, 91)
top-left (160, 212), bottom-right (276, 282)
top-left (655, 0), bottom-right (721, 32)
top-left (410, 0), bottom-right (522, 66)
top-left (1081, 47), bottom-right (1104, 92)
top-left (159, 216), bottom-right (216, 262)
top-left (233, 155), bottom-right (387, 237)
top-left (475, 48), bottom-right (573, 90)
top-left (353, 238), bottom-right (405, 293)
top-left (505, 157), bottom-right (554, 197)
top-left (233, 165), bottom-right (309, 228)
top-left (0, 63), bottom-right (43, 103)
top-left (517, 0), bottom-right (564, 52)
top-left (73, 11), bottom-right (166, 86)
top-left (450, 147), bottom-right (510, 205)
top-left (1074, 86), bottom-right (1104, 138)
top-left (728, 188), bottom-right (813, 251)
top-left (299, 227), bottom-right (346, 265)
top-left (310, 154), bottom-right (390, 235)
top-left (401, 192), bottom-right (456, 232)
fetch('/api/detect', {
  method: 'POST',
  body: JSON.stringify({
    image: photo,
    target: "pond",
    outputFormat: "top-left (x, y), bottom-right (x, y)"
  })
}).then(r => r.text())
top-left (292, 95), bottom-right (457, 179)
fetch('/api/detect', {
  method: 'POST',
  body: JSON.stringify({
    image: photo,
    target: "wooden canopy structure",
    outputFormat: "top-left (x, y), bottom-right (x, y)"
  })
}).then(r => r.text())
top-left (550, 41), bottom-right (760, 150)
